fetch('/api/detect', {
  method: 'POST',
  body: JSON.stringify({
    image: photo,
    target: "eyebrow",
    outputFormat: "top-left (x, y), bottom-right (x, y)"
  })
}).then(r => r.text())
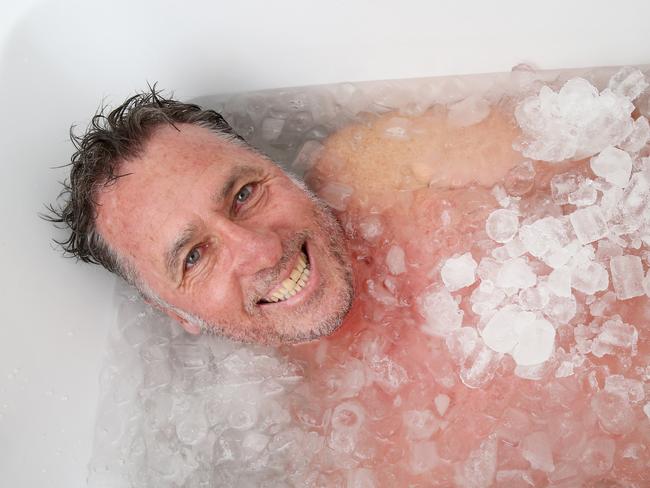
top-left (164, 165), bottom-right (265, 281)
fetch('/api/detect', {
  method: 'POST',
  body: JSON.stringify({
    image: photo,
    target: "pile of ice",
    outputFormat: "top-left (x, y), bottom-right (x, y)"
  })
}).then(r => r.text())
top-left (514, 67), bottom-right (649, 162)
top-left (88, 66), bottom-right (649, 488)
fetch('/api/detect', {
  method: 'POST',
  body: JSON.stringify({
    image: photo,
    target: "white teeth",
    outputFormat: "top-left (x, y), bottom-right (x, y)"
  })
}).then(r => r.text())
top-left (262, 251), bottom-right (310, 303)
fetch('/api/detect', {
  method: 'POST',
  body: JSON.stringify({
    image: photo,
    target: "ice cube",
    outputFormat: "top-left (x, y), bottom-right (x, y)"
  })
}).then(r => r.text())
top-left (522, 431), bottom-right (555, 473)
top-left (358, 215), bottom-right (384, 242)
top-left (548, 267), bottom-right (572, 297)
top-left (512, 318), bottom-right (555, 366)
top-left (591, 391), bottom-right (636, 435)
top-left (260, 116), bottom-right (285, 141)
top-left (504, 160), bottom-right (536, 196)
top-left (569, 206), bottom-right (608, 244)
top-left (590, 146), bottom-right (633, 188)
top-left (486, 209), bottom-right (519, 243)
top-left (550, 173), bottom-right (579, 205)
top-left (608, 66), bottom-right (649, 101)
top-left (434, 394), bottom-right (450, 416)
top-left (579, 436), bottom-right (615, 477)
top-left (595, 317), bottom-right (638, 350)
top-left (604, 374), bottom-right (645, 403)
top-left (619, 116), bottom-right (650, 153)
top-left (441, 252), bottom-right (478, 291)
top-left (292, 140), bottom-right (324, 172)
top-left (480, 307), bottom-right (535, 354)
top-left (495, 257), bottom-right (537, 290)
top-left (386, 245), bottom-right (406, 275)
top-left (571, 261), bottom-right (609, 295)
top-left (447, 95), bottom-right (491, 127)
top-left (610, 254), bottom-right (645, 299)
top-left (382, 117), bottom-right (411, 140)
top-left (461, 435), bottom-right (497, 488)
top-left (519, 217), bottom-right (570, 259)
top-left (568, 178), bottom-right (598, 206)
top-left (403, 410), bottom-right (439, 440)
top-left (319, 182), bottom-right (353, 211)
top-left (544, 295), bottom-right (577, 324)
top-left (418, 285), bottom-right (464, 337)
top-left (408, 441), bottom-right (440, 475)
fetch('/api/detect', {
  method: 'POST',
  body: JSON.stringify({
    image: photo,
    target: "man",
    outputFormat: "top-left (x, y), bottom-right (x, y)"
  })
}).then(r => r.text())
top-left (47, 88), bottom-right (524, 346)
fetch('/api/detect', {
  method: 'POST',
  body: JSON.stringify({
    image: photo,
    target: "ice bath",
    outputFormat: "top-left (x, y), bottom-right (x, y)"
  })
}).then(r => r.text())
top-left (82, 66), bottom-right (650, 487)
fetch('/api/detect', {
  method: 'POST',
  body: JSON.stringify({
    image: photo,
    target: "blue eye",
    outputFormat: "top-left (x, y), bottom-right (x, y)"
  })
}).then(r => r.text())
top-left (185, 247), bottom-right (201, 269)
top-left (235, 184), bottom-right (254, 204)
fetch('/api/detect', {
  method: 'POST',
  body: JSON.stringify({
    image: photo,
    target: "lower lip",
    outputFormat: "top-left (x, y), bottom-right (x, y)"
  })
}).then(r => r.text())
top-left (259, 242), bottom-right (319, 308)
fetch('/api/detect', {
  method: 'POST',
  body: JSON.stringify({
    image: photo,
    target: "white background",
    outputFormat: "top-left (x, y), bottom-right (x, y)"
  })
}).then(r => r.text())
top-left (0, 0), bottom-right (648, 486)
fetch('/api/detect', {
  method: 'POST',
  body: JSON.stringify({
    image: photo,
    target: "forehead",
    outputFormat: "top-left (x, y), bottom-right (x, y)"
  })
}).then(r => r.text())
top-left (94, 123), bottom-right (270, 267)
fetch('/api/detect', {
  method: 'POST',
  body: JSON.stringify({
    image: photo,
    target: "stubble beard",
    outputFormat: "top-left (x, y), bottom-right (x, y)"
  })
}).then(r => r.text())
top-left (191, 191), bottom-right (354, 346)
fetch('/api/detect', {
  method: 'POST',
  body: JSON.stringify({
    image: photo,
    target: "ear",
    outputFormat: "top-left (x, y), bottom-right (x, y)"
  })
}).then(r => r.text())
top-left (144, 298), bottom-right (201, 335)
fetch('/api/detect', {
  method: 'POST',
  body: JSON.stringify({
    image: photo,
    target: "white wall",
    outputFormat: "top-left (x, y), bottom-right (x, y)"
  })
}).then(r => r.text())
top-left (0, 0), bottom-right (648, 486)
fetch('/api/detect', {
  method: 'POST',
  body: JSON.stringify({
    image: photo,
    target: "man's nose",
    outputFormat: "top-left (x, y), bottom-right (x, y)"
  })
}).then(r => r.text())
top-left (219, 220), bottom-right (283, 275)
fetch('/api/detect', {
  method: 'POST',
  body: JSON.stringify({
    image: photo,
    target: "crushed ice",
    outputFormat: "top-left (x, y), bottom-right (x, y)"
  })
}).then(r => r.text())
top-left (89, 66), bottom-right (649, 487)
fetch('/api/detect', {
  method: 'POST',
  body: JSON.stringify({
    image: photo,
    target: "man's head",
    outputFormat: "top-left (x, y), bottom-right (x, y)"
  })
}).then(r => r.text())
top-left (48, 89), bottom-right (354, 345)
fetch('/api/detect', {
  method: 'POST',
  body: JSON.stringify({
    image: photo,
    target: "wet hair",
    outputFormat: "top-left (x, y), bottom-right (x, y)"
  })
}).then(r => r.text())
top-left (44, 85), bottom-right (245, 289)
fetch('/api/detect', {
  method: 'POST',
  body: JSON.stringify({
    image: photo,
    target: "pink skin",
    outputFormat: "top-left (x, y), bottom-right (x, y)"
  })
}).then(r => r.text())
top-left (95, 123), bottom-right (353, 345)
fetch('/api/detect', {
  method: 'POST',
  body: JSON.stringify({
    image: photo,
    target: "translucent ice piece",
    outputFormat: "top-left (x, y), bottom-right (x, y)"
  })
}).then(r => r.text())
top-left (619, 116), bottom-right (650, 153)
top-left (548, 266), bottom-right (572, 298)
top-left (460, 435), bottom-right (497, 488)
top-left (504, 160), bottom-right (536, 197)
top-left (590, 146), bottom-right (633, 188)
top-left (496, 257), bottom-right (537, 290)
top-left (579, 436), bottom-right (615, 477)
top-left (434, 394), bottom-right (450, 416)
top-left (358, 215), bottom-right (384, 242)
top-left (418, 285), bottom-right (464, 337)
top-left (292, 140), bottom-right (324, 172)
top-left (569, 206), bottom-right (608, 244)
top-left (447, 95), bottom-right (491, 127)
top-left (261, 116), bottom-right (285, 141)
top-left (604, 374), bottom-right (645, 403)
top-left (441, 252), bottom-right (478, 291)
top-left (591, 391), bottom-right (636, 435)
top-left (568, 178), bottom-right (598, 207)
top-left (522, 431), bottom-right (555, 473)
top-left (319, 182), bottom-right (353, 211)
top-left (512, 318), bottom-right (556, 366)
top-left (571, 261), bottom-right (609, 295)
top-left (481, 307), bottom-right (535, 354)
top-left (386, 245), bottom-right (406, 275)
top-left (550, 173), bottom-right (579, 205)
top-left (486, 209), bottom-right (519, 243)
top-left (610, 254), bottom-right (645, 299)
top-left (408, 441), bottom-right (440, 475)
top-left (608, 66), bottom-right (649, 101)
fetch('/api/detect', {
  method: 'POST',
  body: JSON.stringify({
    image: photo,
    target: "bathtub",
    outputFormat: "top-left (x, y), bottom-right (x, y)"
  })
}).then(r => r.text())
top-left (1, 1), bottom-right (649, 486)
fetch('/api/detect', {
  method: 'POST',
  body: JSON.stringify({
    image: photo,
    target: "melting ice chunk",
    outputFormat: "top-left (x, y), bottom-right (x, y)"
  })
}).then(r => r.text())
top-left (550, 173), bottom-right (579, 205)
top-left (569, 206), bottom-right (608, 244)
top-left (610, 254), bottom-right (646, 299)
top-left (386, 245), bottom-right (406, 275)
top-left (571, 261), bottom-right (609, 295)
top-left (441, 252), bottom-right (478, 291)
top-left (495, 257), bottom-right (537, 290)
top-left (619, 116), bottom-right (650, 153)
top-left (590, 146), bottom-right (633, 188)
top-left (512, 318), bottom-right (556, 366)
top-left (485, 209), bottom-right (519, 243)
top-left (418, 285), bottom-right (464, 337)
top-left (608, 66), bottom-right (649, 101)
top-left (434, 394), bottom-right (450, 416)
top-left (447, 95), bottom-right (491, 127)
top-left (260, 117), bottom-right (285, 141)
top-left (319, 182), bottom-right (353, 211)
top-left (522, 431), bottom-right (555, 473)
top-left (480, 307), bottom-right (534, 354)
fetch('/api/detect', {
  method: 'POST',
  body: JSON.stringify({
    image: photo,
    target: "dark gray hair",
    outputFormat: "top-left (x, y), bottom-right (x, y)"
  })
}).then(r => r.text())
top-left (44, 85), bottom-right (244, 287)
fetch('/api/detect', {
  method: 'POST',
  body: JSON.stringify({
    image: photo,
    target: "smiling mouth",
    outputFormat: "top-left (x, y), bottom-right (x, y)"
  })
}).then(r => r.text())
top-left (258, 244), bottom-right (311, 304)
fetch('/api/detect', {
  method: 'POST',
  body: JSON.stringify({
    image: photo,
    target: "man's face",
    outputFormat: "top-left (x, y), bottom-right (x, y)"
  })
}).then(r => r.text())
top-left (95, 123), bottom-right (353, 345)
